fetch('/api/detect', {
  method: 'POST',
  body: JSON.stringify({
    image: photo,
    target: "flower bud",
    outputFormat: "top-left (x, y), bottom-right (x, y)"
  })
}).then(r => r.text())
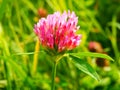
top-left (38, 8), bottom-right (47, 17)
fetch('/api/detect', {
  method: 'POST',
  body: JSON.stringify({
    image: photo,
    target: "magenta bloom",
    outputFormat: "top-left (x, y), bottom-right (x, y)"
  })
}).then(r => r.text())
top-left (34, 11), bottom-right (82, 52)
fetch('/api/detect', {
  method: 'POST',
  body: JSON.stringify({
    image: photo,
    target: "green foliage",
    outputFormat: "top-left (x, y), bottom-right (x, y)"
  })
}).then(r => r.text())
top-left (69, 54), bottom-right (100, 81)
top-left (69, 52), bottom-right (114, 61)
top-left (0, 0), bottom-right (120, 90)
top-left (68, 52), bottom-right (114, 81)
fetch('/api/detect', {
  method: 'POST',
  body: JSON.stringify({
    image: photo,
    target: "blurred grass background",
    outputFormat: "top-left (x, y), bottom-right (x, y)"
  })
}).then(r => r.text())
top-left (0, 0), bottom-right (120, 90)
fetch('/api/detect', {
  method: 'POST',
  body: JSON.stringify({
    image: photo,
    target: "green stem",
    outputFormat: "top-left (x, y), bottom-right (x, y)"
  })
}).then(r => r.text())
top-left (51, 54), bottom-right (68, 90)
top-left (51, 61), bottom-right (57, 90)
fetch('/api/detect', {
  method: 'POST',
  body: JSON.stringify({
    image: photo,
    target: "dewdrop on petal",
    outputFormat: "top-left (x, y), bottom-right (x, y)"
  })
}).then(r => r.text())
top-left (34, 11), bottom-right (82, 53)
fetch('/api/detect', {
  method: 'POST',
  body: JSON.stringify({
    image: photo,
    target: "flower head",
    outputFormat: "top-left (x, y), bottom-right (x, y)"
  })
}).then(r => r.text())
top-left (34, 11), bottom-right (82, 53)
top-left (88, 41), bottom-right (103, 53)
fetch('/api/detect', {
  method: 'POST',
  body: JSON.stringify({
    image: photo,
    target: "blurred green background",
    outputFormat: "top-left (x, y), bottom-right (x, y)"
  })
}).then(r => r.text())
top-left (0, 0), bottom-right (120, 90)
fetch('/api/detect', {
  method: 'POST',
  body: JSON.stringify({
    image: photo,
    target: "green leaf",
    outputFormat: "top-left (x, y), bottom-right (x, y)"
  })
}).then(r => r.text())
top-left (12, 51), bottom-right (44, 56)
top-left (69, 52), bottom-right (114, 61)
top-left (69, 55), bottom-right (100, 81)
